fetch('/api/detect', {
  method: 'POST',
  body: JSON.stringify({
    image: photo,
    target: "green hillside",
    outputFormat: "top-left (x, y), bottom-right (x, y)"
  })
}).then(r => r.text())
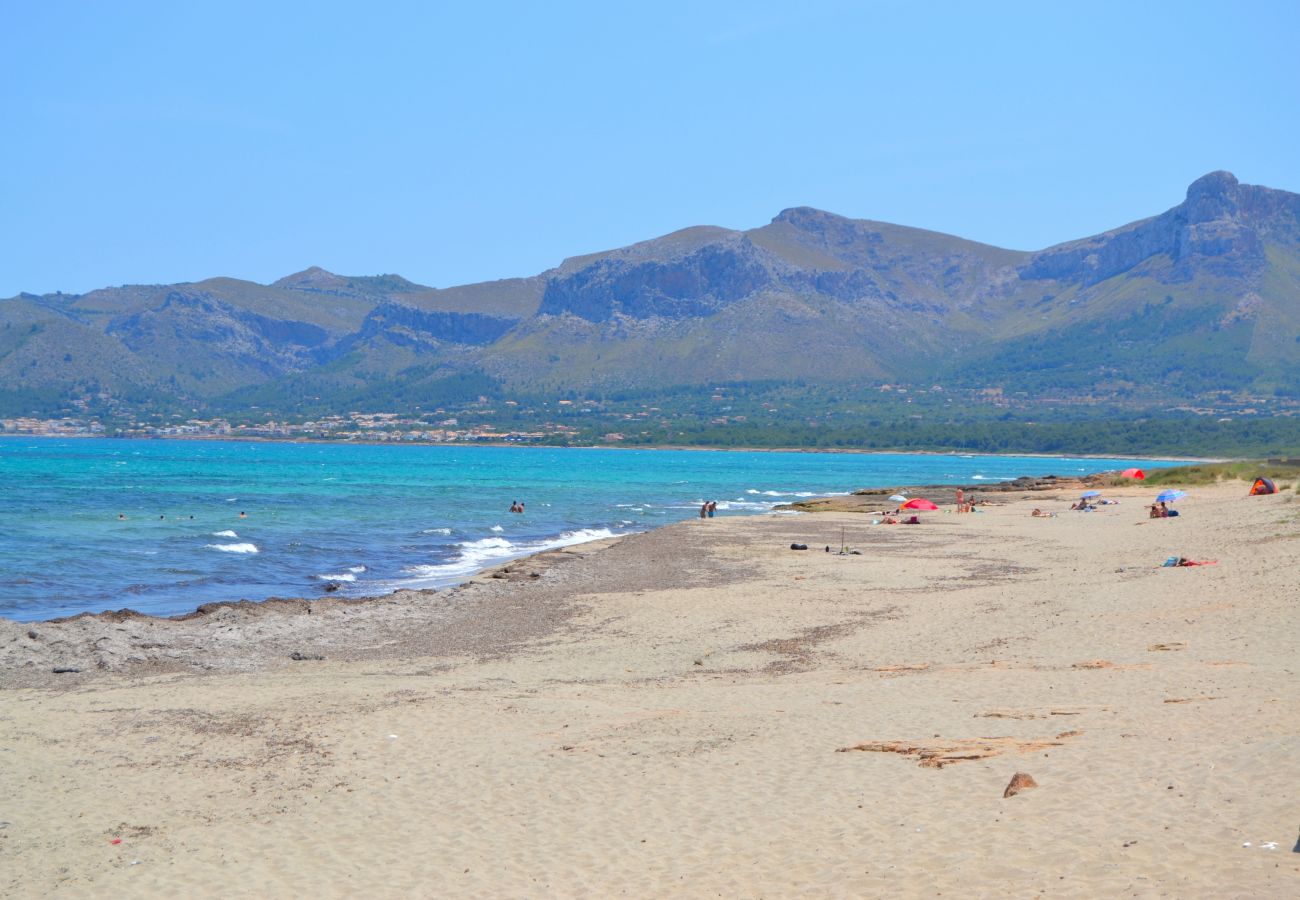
top-left (3, 170), bottom-right (1299, 454)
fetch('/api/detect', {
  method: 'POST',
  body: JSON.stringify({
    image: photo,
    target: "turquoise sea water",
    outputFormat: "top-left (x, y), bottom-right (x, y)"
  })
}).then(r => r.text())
top-left (0, 438), bottom-right (1179, 621)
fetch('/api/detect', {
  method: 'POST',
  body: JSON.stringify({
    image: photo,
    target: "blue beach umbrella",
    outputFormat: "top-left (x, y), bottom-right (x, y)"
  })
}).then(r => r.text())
top-left (1081, 490), bottom-right (1101, 499)
top-left (1156, 489), bottom-right (1186, 503)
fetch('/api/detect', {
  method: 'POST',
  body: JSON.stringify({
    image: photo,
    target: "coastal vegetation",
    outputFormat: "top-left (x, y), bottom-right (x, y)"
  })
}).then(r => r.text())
top-left (1138, 459), bottom-right (1300, 487)
top-left (7, 381), bottom-right (1300, 459)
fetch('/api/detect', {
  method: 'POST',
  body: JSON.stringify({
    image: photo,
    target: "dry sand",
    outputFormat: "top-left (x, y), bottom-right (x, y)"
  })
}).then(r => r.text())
top-left (2, 482), bottom-right (1298, 897)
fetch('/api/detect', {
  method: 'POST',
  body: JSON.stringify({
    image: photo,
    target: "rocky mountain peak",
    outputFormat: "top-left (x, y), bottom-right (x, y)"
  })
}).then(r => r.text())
top-left (1184, 170), bottom-right (1241, 224)
top-left (272, 266), bottom-right (343, 289)
top-left (771, 207), bottom-right (841, 230)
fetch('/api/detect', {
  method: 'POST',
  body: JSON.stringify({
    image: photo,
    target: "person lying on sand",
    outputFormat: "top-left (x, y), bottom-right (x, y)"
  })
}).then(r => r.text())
top-left (1031, 508), bottom-right (1056, 518)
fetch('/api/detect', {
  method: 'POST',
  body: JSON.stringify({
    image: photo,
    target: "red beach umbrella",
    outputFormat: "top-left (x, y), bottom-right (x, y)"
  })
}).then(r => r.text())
top-left (901, 498), bottom-right (939, 511)
top-left (1120, 468), bottom-right (1145, 480)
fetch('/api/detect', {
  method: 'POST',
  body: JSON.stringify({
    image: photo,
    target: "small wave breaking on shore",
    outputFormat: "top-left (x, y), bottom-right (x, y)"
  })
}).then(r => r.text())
top-left (396, 527), bottom-right (622, 588)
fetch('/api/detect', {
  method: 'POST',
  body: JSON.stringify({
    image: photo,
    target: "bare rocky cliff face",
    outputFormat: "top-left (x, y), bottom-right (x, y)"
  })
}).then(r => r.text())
top-left (538, 236), bottom-right (774, 321)
top-left (537, 207), bottom-right (1026, 324)
top-left (3, 171), bottom-right (1299, 413)
top-left (340, 302), bottom-right (521, 350)
top-left (1023, 171), bottom-right (1300, 285)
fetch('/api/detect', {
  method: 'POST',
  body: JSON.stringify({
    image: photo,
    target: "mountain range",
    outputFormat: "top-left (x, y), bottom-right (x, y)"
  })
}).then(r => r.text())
top-left (4, 170), bottom-right (1299, 419)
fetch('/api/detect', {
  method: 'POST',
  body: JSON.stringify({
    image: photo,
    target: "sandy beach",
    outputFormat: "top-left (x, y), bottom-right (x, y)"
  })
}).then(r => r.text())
top-left (2, 481), bottom-right (1298, 897)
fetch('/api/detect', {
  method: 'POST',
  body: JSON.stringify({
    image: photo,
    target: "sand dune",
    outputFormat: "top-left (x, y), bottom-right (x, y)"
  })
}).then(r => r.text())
top-left (2, 482), bottom-right (1298, 897)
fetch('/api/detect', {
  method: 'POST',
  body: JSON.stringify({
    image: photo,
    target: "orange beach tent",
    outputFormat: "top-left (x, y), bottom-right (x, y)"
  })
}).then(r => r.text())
top-left (1120, 468), bottom-right (1145, 479)
top-left (1249, 477), bottom-right (1276, 495)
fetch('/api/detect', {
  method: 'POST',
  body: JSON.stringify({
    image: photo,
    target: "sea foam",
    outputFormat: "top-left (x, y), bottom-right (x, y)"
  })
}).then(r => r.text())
top-left (398, 528), bottom-right (620, 586)
top-left (206, 542), bottom-right (259, 554)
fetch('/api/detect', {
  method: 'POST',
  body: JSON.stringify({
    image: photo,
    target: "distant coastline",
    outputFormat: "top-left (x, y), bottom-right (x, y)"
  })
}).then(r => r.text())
top-left (0, 431), bottom-right (1219, 463)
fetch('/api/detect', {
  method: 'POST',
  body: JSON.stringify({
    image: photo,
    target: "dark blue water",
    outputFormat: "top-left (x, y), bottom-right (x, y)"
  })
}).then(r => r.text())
top-left (0, 438), bottom-right (1179, 621)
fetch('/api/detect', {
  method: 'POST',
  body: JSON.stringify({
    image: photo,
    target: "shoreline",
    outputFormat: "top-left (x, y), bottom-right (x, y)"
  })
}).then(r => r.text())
top-left (0, 469), bottom-right (1192, 639)
top-left (3, 480), bottom-right (1296, 896)
top-left (0, 431), bottom-right (1221, 462)
top-left (0, 524), bottom-right (653, 685)
top-left (6, 471), bottom-right (1119, 628)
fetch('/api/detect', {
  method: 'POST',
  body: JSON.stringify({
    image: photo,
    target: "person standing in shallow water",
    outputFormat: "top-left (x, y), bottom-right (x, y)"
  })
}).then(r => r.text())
top-left (707, 501), bottom-right (716, 518)
top-left (700, 502), bottom-right (708, 519)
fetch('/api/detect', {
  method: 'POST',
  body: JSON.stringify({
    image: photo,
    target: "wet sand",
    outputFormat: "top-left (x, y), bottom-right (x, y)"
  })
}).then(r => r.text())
top-left (2, 482), bottom-right (1298, 897)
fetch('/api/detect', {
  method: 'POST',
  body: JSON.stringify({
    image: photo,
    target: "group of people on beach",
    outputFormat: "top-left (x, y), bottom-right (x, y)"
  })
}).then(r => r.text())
top-left (699, 500), bottom-right (717, 518)
top-left (1069, 498), bottom-right (1119, 511)
top-left (1032, 496), bottom-right (1177, 519)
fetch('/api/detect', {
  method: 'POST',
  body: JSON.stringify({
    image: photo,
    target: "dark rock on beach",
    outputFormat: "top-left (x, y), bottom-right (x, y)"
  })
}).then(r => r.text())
top-left (1003, 772), bottom-right (1039, 798)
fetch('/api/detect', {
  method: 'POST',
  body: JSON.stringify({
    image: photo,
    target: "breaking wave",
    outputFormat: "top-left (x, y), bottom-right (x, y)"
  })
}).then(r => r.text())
top-left (396, 528), bottom-right (621, 587)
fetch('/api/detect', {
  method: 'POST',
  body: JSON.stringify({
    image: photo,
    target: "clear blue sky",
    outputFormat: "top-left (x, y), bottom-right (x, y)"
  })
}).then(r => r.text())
top-left (3, 0), bottom-right (1297, 297)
